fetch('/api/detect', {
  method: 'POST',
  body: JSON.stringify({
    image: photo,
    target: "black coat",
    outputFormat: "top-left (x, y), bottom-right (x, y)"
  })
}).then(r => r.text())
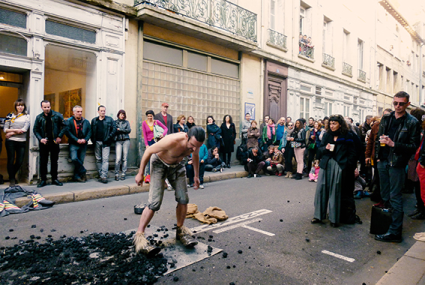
top-left (317, 131), bottom-right (357, 170)
top-left (220, 123), bottom-right (236, 153)
top-left (207, 123), bottom-right (221, 149)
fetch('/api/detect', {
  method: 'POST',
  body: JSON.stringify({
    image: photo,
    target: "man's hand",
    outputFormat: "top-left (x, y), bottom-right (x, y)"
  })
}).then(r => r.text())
top-left (365, 158), bottom-right (371, 165)
top-left (55, 137), bottom-right (61, 144)
top-left (135, 173), bottom-right (144, 186)
top-left (380, 136), bottom-right (395, 147)
top-left (193, 177), bottom-right (200, 190)
top-left (41, 138), bottom-right (48, 144)
top-left (188, 160), bottom-right (193, 165)
top-left (200, 159), bottom-right (204, 164)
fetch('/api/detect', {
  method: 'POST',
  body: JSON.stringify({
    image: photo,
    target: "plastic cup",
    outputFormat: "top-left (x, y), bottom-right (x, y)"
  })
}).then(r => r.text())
top-left (329, 144), bottom-right (335, 151)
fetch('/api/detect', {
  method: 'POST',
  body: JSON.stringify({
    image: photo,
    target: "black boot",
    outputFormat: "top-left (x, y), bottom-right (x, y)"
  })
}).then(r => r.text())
top-left (295, 173), bottom-right (302, 180)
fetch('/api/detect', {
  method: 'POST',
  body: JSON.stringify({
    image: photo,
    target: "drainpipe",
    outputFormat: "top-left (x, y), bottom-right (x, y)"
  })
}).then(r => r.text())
top-left (136, 21), bottom-right (144, 166)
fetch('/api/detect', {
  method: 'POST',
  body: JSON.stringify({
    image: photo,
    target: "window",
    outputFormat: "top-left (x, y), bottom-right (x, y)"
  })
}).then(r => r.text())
top-left (377, 62), bottom-right (384, 90)
top-left (393, 71), bottom-right (398, 92)
top-left (386, 67), bottom-right (391, 93)
top-left (187, 51), bottom-right (207, 72)
top-left (358, 39), bottom-right (364, 70)
top-left (45, 20), bottom-right (96, 44)
top-left (0, 7), bottom-right (26, 28)
top-left (343, 105), bottom-right (350, 117)
top-left (144, 41), bottom-right (183, 66)
top-left (300, 7), bottom-right (305, 35)
top-left (315, 86), bottom-right (322, 96)
top-left (300, 97), bottom-right (310, 119)
top-left (323, 17), bottom-right (332, 55)
top-left (270, 0), bottom-right (276, 31)
top-left (211, 58), bottom-right (239, 78)
top-left (343, 30), bottom-right (350, 62)
top-left (0, 34), bottom-right (27, 56)
top-left (44, 45), bottom-right (97, 144)
top-left (324, 102), bottom-right (333, 116)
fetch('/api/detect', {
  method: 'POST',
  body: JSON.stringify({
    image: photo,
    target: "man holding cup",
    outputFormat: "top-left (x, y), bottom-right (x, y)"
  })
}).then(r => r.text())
top-left (374, 91), bottom-right (421, 243)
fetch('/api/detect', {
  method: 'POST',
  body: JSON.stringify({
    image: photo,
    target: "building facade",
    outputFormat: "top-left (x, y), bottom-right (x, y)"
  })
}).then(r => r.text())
top-left (0, 0), bottom-right (423, 183)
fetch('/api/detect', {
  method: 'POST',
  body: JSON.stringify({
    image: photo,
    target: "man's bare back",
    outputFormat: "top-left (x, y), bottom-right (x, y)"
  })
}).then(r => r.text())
top-left (155, 133), bottom-right (194, 165)
top-left (135, 131), bottom-right (203, 187)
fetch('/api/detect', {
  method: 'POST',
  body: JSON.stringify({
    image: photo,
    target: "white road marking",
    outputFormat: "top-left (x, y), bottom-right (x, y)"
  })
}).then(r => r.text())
top-left (322, 250), bottom-right (355, 263)
top-left (190, 209), bottom-right (273, 234)
top-left (242, 225), bottom-right (275, 236)
top-left (212, 218), bottom-right (263, 233)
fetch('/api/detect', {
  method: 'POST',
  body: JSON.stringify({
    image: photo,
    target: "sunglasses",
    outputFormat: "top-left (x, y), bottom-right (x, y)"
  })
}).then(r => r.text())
top-left (288, 124), bottom-right (293, 126)
top-left (393, 101), bottom-right (407, 107)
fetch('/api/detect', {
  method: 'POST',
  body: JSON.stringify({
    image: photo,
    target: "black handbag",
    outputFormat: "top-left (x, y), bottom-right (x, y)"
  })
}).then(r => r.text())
top-left (370, 206), bottom-right (392, 235)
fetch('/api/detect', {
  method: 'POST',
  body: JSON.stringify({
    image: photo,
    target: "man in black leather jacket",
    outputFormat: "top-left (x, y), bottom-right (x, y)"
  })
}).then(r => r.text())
top-left (374, 91), bottom-right (421, 243)
top-left (91, 105), bottom-right (117, 183)
top-left (33, 100), bottom-right (67, 187)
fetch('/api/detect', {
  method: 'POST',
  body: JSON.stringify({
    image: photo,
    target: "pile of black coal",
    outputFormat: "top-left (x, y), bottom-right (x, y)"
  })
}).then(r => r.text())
top-left (0, 232), bottom-right (168, 285)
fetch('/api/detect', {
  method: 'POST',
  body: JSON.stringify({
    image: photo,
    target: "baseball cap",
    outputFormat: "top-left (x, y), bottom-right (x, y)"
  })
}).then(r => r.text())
top-left (161, 102), bottom-right (169, 107)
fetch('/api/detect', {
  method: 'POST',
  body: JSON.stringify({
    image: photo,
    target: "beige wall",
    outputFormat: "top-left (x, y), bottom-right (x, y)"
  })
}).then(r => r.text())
top-left (240, 53), bottom-right (262, 123)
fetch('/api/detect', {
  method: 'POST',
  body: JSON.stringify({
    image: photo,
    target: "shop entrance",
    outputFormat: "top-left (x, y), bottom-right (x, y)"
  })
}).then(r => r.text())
top-left (0, 70), bottom-right (27, 184)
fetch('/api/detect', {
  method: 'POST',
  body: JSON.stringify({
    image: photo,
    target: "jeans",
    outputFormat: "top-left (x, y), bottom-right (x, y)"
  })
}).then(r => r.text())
top-left (147, 154), bottom-right (188, 211)
top-left (39, 141), bottom-right (60, 181)
top-left (5, 140), bottom-right (26, 181)
top-left (95, 141), bottom-right (110, 179)
top-left (145, 140), bottom-right (155, 176)
top-left (205, 162), bottom-right (225, 172)
top-left (69, 143), bottom-right (87, 179)
top-left (247, 161), bottom-right (265, 174)
top-left (185, 162), bottom-right (205, 185)
top-left (115, 140), bottom-right (130, 176)
top-left (377, 160), bottom-right (405, 235)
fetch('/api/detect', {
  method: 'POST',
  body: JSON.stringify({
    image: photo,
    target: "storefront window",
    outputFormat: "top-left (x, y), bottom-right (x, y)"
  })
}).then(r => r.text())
top-left (44, 45), bottom-right (96, 143)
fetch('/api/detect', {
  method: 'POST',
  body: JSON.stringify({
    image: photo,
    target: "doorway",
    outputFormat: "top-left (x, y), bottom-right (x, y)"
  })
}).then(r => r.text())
top-left (0, 70), bottom-right (26, 184)
top-left (263, 61), bottom-right (288, 122)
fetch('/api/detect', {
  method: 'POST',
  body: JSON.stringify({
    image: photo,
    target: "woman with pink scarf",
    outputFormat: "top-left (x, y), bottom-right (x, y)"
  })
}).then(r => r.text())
top-left (262, 118), bottom-right (276, 152)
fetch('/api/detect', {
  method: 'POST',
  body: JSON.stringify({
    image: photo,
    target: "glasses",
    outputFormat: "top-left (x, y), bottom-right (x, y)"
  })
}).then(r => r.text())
top-left (393, 101), bottom-right (407, 107)
top-left (288, 124), bottom-right (293, 126)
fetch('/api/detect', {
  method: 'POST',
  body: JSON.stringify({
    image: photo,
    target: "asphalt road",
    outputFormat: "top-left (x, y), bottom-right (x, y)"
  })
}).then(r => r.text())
top-left (1, 175), bottom-right (424, 285)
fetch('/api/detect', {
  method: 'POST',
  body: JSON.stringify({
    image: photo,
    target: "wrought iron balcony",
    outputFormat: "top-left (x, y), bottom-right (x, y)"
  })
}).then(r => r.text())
top-left (342, 62), bottom-right (352, 76)
top-left (358, 69), bottom-right (366, 81)
top-left (135, 0), bottom-right (257, 42)
top-left (322, 53), bottom-right (335, 69)
top-left (267, 29), bottom-right (287, 50)
top-left (299, 42), bottom-right (314, 59)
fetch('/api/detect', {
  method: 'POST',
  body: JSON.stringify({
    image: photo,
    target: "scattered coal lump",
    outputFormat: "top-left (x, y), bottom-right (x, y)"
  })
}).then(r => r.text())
top-left (0, 232), bottom-right (168, 284)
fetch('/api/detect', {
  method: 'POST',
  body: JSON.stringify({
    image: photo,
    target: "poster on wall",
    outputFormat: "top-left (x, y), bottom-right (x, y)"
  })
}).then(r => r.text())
top-left (59, 88), bottom-right (82, 119)
top-left (44, 93), bottom-right (56, 111)
top-left (245, 102), bottom-right (255, 120)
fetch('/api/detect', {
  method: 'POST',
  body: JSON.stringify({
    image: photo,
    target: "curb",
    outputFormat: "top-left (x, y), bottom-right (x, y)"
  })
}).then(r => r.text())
top-left (376, 241), bottom-right (425, 285)
top-left (14, 170), bottom-right (248, 207)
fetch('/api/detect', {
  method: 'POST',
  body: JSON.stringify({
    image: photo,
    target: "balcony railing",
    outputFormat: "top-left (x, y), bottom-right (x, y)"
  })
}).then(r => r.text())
top-left (299, 42), bottom-right (314, 59)
top-left (267, 29), bottom-right (287, 50)
top-left (342, 62), bottom-right (352, 76)
top-left (135, 0), bottom-right (257, 42)
top-left (358, 69), bottom-right (366, 81)
top-left (322, 53), bottom-right (335, 69)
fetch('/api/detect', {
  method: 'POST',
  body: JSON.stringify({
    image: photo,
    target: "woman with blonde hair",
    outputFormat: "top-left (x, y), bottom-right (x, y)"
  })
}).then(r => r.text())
top-left (174, 115), bottom-right (188, 133)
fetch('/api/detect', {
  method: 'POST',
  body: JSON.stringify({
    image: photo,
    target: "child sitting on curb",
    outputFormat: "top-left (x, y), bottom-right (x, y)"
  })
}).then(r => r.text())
top-left (309, 160), bottom-right (320, 182)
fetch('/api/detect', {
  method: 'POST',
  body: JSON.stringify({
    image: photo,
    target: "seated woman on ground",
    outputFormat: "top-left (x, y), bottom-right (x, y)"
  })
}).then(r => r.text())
top-left (267, 146), bottom-right (285, 176)
top-left (205, 146), bottom-right (225, 172)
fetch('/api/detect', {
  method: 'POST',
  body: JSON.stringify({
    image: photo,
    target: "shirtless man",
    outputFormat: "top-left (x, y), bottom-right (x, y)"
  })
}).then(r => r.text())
top-left (134, 126), bottom-right (206, 255)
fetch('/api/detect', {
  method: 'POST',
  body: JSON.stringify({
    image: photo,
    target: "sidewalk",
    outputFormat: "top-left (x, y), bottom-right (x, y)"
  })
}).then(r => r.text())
top-left (376, 240), bottom-right (425, 285)
top-left (1, 165), bottom-right (247, 208)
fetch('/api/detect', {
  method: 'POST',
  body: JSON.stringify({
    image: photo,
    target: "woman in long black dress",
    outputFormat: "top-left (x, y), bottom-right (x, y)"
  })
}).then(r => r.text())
top-left (206, 116), bottom-right (221, 150)
top-left (220, 115), bottom-right (236, 168)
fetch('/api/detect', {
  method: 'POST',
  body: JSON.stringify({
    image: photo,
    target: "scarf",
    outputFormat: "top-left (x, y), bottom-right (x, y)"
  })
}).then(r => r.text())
top-left (327, 129), bottom-right (341, 137)
top-left (7, 112), bottom-right (24, 123)
top-left (286, 127), bottom-right (294, 138)
top-left (267, 124), bottom-right (275, 139)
